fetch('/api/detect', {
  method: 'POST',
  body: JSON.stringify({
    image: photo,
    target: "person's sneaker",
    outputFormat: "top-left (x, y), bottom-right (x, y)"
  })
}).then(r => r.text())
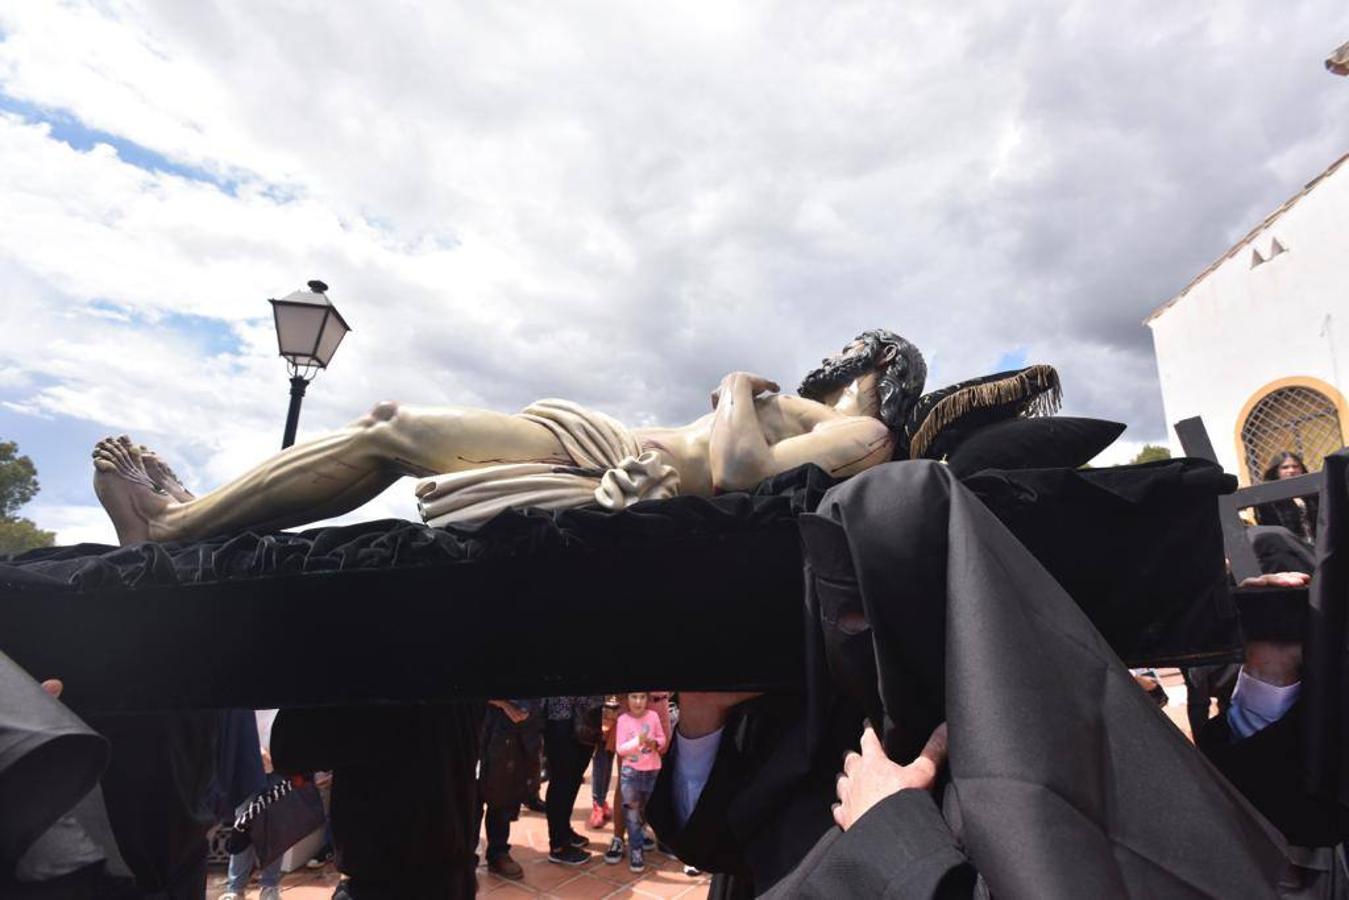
top-left (566, 830), bottom-right (590, 849)
top-left (524, 795), bottom-right (547, 814)
top-left (548, 845), bottom-right (592, 866)
top-left (488, 854), bottom-right (525, 880)
top-left (587, 802), bottom-right (606, 829)
top-left (331, 878), bottom-right (355, 900)
top-left (601, 801), bottom-right (614, 822)
top-left (218, 894), bottom-right (242, 900)
top-left (683, 864), bottom-right (702, 876)
top-left (260, 888), bottom-right (282, 900)
top-left (603, 836), bottom-right (624, 864)
top-left (629, 846), bottom-right (646, 873)
top-left (306, 844), bottom-right (334, 869)
top-left (642, 829), bottom-right (656, 851)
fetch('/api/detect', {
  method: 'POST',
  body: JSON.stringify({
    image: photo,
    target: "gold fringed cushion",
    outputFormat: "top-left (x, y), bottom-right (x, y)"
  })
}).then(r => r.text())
top-left (904, 364), bottom-right (1063, 460)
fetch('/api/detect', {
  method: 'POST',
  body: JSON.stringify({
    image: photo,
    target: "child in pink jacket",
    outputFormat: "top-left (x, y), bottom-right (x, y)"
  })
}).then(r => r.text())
top-left (614, 691), bottom-right (666, 872)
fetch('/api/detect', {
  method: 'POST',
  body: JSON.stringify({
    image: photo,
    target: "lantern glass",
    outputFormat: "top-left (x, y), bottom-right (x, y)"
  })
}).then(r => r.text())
top-left (272, 302), bottom-right (329, 365)
top-left (313, 313), bottom-right (349, 367)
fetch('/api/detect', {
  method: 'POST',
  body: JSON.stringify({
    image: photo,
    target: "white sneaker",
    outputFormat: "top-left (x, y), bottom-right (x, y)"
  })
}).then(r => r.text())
top-left (218, 893), bottom-right (243, 900)
top-left (260, 887), bottom-right (282, 900)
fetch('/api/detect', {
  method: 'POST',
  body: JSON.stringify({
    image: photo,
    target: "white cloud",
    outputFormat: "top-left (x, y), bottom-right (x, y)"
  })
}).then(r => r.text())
top-left (25, 503), bottom-right (117, 547)
top-left (1, 1), bottom-right (1347, 539)
top-left (1088, 438), bottom-right (1152, 469)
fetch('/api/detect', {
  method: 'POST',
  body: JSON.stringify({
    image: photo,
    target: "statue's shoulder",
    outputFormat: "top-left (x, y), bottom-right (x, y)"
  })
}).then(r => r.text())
top-left (811, 413), bottom-right (893, 453)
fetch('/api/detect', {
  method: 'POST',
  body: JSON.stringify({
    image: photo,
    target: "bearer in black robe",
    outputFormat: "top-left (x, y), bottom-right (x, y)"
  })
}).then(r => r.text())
top-left (0, 651), bottom-right (136, 898)
top-left (652, 460), bottom-right (1290, 898)
top-left (272, 701), bottom-right (484, 900)
top-left (1197, 448), bottom-right (1349, 895)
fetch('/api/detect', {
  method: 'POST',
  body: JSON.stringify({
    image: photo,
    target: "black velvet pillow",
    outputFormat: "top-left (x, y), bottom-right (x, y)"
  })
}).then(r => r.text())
top-left (904, 364), bottom-right (1062, 460)
top-left (943, 416), bottom-right (1126, 477)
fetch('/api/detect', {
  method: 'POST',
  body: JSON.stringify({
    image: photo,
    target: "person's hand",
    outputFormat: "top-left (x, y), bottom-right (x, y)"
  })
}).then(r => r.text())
top-left (40, 678), bottom-right (64, 700)
top-left (490, 699), bottom-right (530, 724)
top-left (261, 746), bottom-right (274, 775)
top-left (1239, 571), bottom-right (1311, 588)
top-left (676, 691), bottom-right (763, 738)
top-left (711, 373), bottom-right (780, 409)
top-left (833, 723), bottom-right (947, 832)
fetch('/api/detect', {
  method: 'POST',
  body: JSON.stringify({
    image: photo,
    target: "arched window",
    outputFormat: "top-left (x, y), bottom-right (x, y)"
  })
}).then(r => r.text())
top-left (1240, 384), bottom-right (1344, 481)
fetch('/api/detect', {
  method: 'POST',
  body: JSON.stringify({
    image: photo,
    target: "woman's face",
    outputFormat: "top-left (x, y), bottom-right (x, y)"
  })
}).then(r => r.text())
top-left (1278, 457), bottom-right (1306, 479)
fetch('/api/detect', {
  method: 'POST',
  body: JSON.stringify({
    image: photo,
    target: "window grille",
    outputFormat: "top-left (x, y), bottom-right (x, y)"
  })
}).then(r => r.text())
top-left (1240, 385), bottom-right (1344, 481)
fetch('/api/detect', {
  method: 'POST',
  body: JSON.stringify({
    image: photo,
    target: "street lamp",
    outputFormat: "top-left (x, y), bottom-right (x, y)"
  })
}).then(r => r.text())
top-left (269, 279), bottom-right (351, 449)
top-left (1327, 40), bottom-right (1349, 76)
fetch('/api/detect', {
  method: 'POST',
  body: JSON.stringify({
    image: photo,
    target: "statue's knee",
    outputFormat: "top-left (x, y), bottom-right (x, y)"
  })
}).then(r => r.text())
top-left (369, 400), bottom-right (400, 422)
top-left (353, 400), bottom-right (401, 428)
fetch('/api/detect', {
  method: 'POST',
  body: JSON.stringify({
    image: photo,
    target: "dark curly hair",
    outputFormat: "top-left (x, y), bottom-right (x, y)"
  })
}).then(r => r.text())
top-left (798, 329), bottom-right (927, 439)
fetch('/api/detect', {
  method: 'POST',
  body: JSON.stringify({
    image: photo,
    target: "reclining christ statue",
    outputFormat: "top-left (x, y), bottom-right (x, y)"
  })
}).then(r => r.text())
top-left (92, 329), bottom-right (926, 545)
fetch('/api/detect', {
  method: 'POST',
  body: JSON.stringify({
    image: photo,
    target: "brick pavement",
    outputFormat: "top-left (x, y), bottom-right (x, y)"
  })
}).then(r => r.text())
top-left (212, 766), bottom-right (712, 899)
top-left (212, 669), bottom-right (1199, 898)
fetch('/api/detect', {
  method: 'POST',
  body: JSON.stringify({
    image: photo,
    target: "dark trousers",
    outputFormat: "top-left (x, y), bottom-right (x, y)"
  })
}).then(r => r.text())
top-left (543, 718), bottom-right (591, 850)
top-left (326, 704), bottom-right (481, 900)
top-left (471, 802), bottom-right (515, 861)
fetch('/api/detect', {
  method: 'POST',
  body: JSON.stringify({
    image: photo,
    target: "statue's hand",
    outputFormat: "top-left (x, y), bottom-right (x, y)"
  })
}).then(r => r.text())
top-left (711, 372), bottom-right (780, 409)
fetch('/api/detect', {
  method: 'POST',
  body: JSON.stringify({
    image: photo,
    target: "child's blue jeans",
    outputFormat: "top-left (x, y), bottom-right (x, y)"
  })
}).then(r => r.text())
top-left (620, 766), bottom-right (659, 858)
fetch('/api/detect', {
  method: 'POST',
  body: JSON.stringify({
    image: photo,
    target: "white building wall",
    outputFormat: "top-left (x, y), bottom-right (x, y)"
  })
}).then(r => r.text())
top-left (1147, 159), bottom-right (1349, 481)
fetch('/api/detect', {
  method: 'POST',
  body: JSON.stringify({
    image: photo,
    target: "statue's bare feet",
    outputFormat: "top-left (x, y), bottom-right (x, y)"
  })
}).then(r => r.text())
top-left (140, 446), bottom-right (194, 502)
top-left (92, 435), bottom-right (173, 545)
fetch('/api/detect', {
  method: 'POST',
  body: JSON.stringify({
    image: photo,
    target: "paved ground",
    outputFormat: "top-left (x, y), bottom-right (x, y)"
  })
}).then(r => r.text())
top-left (213, 669), bottom-right (1198, 899)
top-left (212, 765), bottom-right (713, 899)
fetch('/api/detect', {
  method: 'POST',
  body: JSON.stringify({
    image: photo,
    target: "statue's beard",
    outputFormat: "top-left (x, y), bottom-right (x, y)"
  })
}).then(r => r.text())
top-left (798, 351), bottom-right (876, 402)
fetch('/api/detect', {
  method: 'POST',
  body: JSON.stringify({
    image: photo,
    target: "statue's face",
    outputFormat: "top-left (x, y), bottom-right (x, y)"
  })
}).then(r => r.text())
top-left (798, 339), bottom-right (877, 402)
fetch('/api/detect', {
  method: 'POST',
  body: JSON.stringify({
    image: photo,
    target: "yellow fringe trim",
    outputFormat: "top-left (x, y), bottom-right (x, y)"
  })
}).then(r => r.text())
top-left (908, 364), bottom-right (1062, 459)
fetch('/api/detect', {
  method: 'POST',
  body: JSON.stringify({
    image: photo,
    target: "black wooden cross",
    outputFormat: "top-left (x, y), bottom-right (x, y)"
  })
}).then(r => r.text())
top-left (1174, 416), bottom-right (1324, 582)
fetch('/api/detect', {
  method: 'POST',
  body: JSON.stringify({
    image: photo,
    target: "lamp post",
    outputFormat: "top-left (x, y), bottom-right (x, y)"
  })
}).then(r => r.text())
top-left (269, 280), bottom-right (351, 449)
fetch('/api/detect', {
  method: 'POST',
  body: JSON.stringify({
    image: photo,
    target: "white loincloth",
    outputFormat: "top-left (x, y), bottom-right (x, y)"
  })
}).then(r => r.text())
top-left (415, 399), bottom-right (681, 527)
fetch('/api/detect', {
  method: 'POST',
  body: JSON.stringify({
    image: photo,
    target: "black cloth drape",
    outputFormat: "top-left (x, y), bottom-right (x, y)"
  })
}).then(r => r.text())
top-left (0, 650), bottom-right (114, 897)
top-left (0, 460), bottom-right (1239, 714)
top-left (0, 651), bottom-right (107, 869)
top-left (761, 790), bottom-right (978, 899)
top-left (654, 461), bottom-right (1284, 898)
top-left (805, 461), bottom-right (1286, 898)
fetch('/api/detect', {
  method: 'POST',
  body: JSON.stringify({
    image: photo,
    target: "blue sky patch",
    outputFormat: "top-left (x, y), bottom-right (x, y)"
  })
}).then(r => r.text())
top-left (0, 92), bottom-right (240, 194)
top-left (994, 347), bottom-right (1028, 371)
top-left (84, 299), bottom-right (244, 357)
top-left (0, 401), bottom-right (112, 507)
top-left (160, 311), bottom-right (245, 357)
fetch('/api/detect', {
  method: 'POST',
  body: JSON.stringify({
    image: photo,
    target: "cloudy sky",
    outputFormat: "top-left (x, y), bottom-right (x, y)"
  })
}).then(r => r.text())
top-left (1, 2), bottom-right (1347, 545)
